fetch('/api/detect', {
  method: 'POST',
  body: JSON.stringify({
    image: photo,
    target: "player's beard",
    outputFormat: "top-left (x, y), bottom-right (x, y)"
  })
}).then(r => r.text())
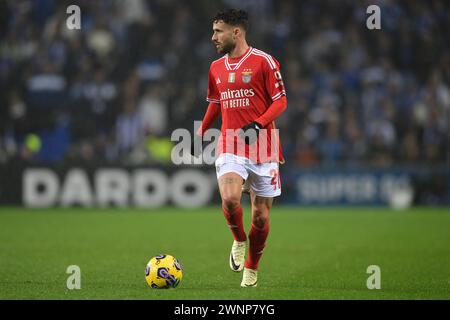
top-left (217, 39), bottom-right (235, 55)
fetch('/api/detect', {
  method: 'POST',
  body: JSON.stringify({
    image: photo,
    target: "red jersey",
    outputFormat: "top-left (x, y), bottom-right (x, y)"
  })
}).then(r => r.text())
top-left (206, 47), bottom-right (286, 163)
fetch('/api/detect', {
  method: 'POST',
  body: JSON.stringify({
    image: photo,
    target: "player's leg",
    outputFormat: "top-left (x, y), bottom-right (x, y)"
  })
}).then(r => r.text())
top-left (241, 193), bottom-right (273, 287)
top-left (241, 162), bottom-right (281, 287)
top-left (218, 172), bottom-right (247, 271)
top-left (242, 178), bottom-right (250, 195)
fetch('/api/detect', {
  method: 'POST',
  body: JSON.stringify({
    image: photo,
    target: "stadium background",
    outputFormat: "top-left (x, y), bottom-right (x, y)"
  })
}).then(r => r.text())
top-left (0, 0), bottom-right (450, 300)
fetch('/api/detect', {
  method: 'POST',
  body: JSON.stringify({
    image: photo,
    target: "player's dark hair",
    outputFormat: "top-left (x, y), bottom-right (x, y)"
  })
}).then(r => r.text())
top-left (212, 9), bottom-right (249, 31)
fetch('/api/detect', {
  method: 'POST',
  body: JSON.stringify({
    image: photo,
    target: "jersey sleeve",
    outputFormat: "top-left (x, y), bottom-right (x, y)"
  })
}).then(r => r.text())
top-left (262, 56), bottom-right (286, 102)
top-left (206, 66), bottom-right (220, 104)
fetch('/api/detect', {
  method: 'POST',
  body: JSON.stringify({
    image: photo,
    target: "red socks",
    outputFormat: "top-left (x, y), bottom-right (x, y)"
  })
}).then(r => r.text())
top-left (222, 205), bottom-right (270, 270)
top-left (244, 222), bottom-right (270, 270)
top-left (222, 205), bottom-right (247, 242)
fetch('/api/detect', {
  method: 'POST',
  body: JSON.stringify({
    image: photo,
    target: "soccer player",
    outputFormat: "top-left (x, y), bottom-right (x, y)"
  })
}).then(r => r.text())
top-left (192, 9), bottom-right (287, 287)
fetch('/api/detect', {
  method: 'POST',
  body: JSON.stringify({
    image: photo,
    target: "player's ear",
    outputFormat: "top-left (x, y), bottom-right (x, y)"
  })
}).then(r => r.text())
top-left (232, 27), bottom-right (240, 39)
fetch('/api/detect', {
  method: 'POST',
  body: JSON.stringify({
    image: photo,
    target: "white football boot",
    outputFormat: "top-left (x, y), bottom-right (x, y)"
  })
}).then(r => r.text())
top-left (229, 240), bottom-right (246, 272)
top-left (240, 267), bottom-right (258, 287)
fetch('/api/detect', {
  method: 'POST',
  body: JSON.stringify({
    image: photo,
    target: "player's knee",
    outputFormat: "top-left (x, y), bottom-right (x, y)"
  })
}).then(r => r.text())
top-left (222, 195), bottom-right (241, 211)
top-left (252, 209), bottom-right (269, 228)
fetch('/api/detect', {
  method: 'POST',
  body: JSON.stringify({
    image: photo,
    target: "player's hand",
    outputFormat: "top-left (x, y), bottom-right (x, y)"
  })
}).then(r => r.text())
top-left (239, 121), bottom-right (262, 145)
top-left (190, 134), bottom-right (204, 157)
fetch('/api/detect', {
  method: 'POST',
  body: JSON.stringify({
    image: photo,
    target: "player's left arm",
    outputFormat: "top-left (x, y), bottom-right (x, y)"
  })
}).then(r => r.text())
top-left (255, 57), bottom-right (287, 127)
top-left (242, 58), bottom-right (287, 134)
top-left (240, 56), bottom-right (287, 144)
top-left (240, 96), bottom-right (286, 141)
top-left (254, 95), bottom-right (287, 127)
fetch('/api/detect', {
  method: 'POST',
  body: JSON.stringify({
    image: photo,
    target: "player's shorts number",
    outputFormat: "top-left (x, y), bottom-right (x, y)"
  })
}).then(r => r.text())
top-left (270, 169), bottom-right (281, 190)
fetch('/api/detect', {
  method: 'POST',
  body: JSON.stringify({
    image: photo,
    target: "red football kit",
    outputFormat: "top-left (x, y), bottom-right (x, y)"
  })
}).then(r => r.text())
top-left (199, 47), bottom-right (287, 164)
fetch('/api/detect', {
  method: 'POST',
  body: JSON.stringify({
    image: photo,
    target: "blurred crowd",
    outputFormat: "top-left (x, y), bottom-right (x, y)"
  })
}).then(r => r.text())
top-left (0, 0), bottom-right (449, 167)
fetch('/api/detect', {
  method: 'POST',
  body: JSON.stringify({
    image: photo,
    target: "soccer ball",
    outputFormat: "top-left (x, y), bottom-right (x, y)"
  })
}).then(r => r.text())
top-left (145, 254), bottom-right (183, 289)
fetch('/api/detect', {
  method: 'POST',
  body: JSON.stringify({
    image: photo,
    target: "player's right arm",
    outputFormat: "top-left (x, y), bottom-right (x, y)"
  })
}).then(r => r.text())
top-left (198, 66), bottom-right (221, 136)
top-left (197, 102), bottom-right (220, 136)
top-left (191, 102), bottom-right (220, 157)
top-left (191, 65), bottom-right (221, 156)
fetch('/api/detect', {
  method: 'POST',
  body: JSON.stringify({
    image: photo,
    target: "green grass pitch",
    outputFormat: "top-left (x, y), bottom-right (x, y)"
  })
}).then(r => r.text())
top-left (0, 206), bottom-right (449, 299)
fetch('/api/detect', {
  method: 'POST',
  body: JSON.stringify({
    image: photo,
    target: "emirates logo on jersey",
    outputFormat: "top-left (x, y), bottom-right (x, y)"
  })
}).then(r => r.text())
top-left (220, 88), bottom-right (255, 109)
top-left (241, 69), bottom-right (252, 83)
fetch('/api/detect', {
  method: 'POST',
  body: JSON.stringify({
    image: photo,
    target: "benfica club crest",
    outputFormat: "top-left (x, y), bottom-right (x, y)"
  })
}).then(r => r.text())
top-left (241, 69), bottom-right (252, 83)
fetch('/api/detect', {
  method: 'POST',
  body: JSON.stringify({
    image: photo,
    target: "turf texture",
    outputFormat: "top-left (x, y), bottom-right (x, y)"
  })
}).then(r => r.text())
top-left (0, 206), bottom-right (449, 299)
